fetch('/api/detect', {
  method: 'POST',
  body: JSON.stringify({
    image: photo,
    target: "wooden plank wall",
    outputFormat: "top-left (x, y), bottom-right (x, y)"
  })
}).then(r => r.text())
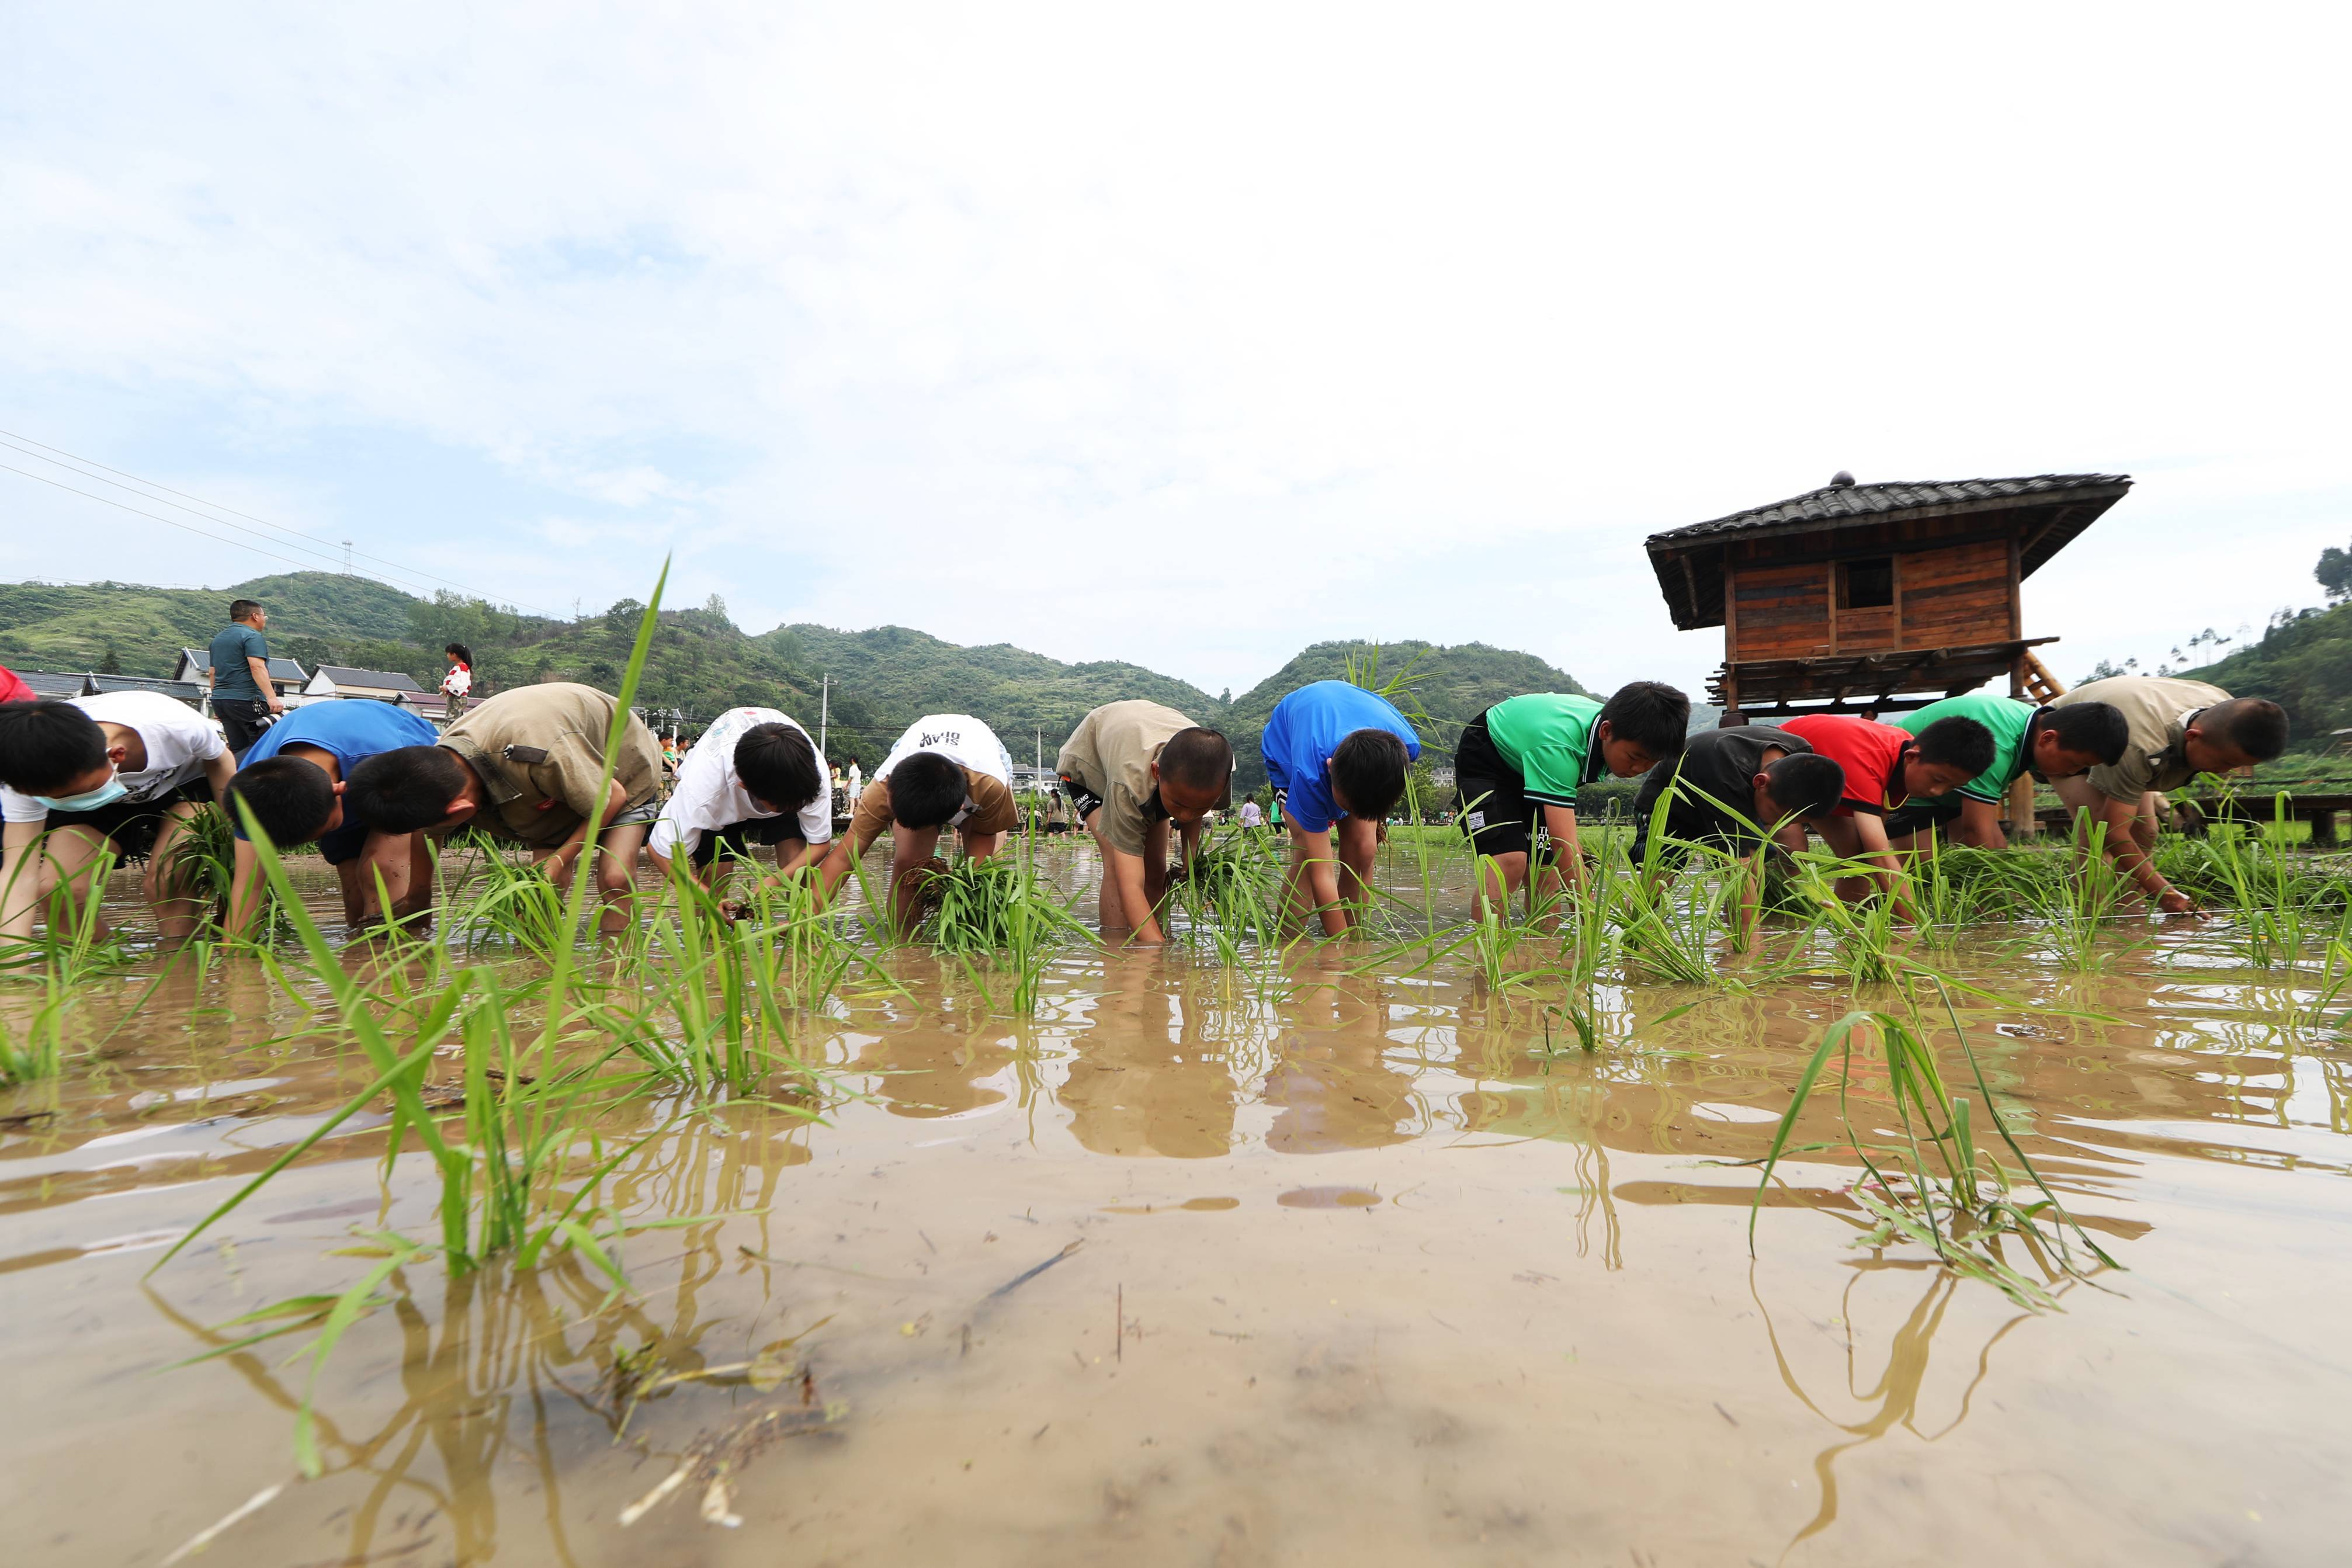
top-left (1730, 561), bottom-right (1831, 659)
top-left (1726, 533), bottom-right (2016, 662)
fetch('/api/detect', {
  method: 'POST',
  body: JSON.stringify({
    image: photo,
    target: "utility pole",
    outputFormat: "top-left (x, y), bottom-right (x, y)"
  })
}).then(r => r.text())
top-left (818, 675), bottom-right (831, 755)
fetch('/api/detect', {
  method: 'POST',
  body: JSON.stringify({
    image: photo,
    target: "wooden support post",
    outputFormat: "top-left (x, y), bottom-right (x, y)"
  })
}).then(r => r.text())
top-left (2311, 810), bottom-right (2338, 848)
top-left (2007, 775), bottom-right (2038, 840)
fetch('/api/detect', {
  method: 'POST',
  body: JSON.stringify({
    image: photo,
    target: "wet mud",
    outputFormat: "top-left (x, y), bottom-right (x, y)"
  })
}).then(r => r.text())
top-left (4, 842), bottom-right (2350, 1565)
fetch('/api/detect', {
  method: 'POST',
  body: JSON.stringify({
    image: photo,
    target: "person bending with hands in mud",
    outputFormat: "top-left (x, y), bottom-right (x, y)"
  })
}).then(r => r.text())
top-left (346, 682), bottom-right (664, 935)
top-left (1260, 679), bottom-right (1420, 936)
top-left (1631, 723), bottom-right (1846, 945)
top-left (1455, 682), bottom-right (1690, 922)
top-left (0, 693), bottom-right (235, 949)
top-left (1883, 691), bottom-right (2129, 853)
top-left (218, 697), bottom-right (443, 937)
top-left (647, 706), bottom-right (831, 909)
top-left (1057, 700), bottom-right (1232, 946)
top-left (1772, 712), bottom-right (1993, 924)
top-left (2047, 677), bottom-right (2287, 915)
top-left (816, 713), bottom-right (1019, 933)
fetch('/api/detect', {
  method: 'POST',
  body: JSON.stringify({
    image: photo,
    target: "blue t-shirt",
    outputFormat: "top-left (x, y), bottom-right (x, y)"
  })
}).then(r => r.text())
top-left (209, 623), bottom-right (270, 700)
top-left (1260, 681), bottom-right (1421, 833)
top-left (234, 700), bottom-right (440, 848)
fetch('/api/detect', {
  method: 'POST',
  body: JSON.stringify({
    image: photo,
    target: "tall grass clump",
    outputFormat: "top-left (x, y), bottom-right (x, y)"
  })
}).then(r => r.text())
top-left (0, 844), bottom-right (131, 1083)
top-left (1749, 983), bottom-right (2117, 1311)
top-left (1171, 830), bottom-right (1287, 961)
top-left (926, 839), bottom-right (1092, 1014)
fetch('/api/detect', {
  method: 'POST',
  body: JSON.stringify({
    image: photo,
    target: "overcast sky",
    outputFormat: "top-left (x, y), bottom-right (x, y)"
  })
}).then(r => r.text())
top-left (4, 4), bottom-right (2347, 703)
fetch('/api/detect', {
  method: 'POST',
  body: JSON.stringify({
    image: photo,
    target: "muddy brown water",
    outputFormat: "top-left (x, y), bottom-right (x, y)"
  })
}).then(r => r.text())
top-left (4, 840), bottom-right (2350, 1566)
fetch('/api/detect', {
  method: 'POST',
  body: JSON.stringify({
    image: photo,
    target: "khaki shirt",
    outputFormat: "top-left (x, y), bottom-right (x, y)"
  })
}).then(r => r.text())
top-left (437, 683), bottom-right (663, 848)
top-left (2052, 675), bottom-right (2231, 802)
top-left (844, 767), bottom-right (1018, 855)
top-left (1056, 699), bottom-right (1202, 856)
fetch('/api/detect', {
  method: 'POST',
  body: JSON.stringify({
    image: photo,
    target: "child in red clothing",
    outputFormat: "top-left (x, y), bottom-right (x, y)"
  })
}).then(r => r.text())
top-left (1772, 713), bottom-right (1993, 921)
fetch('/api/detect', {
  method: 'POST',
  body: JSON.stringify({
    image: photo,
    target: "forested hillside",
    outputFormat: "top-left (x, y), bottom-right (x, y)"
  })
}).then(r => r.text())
top-left (0, 574), bottom-right (1605, 777)
top-left (2185, 601), bottom-right (2352, 748)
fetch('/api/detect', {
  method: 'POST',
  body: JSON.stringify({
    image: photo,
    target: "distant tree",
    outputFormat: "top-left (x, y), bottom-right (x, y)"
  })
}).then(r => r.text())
top-left (98, 640), bottom-right (122, 675)
top-left (605, 599), bottom-right (646, 636)
top-left (2318, 544), bottom-right (2352, 603)
top-left (704, 594), bottom-right (729, 623)
top-left (1219, 687), bottom-right (1232, 706)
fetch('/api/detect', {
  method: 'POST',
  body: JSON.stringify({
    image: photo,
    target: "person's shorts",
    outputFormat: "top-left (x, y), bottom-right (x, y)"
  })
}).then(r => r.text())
top-left (315, 817), bottom-right (372, 866)
top-left (1452, 713), bottom-right (1549, 861)
top-left (1059, 774), bottom-right (1104, 825)
top-left (1882, 792), bottom-right (1972, 839)
top-left (605, 796), bottom-right (661, 830)
top-left (42, 779), bottom-right (213, 863)
top-left (216, 697), bottom-right (275, 757)
top-left (691, 816), bottom-right (810, 869)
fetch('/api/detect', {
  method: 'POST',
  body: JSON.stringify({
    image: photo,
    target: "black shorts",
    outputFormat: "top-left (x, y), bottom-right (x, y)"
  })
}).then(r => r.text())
top-left (1453, 713), bottom-right (1551, 861)
top-left (1883, 792), bottom-right (1972, 838)
top-left (43, 779), bottom-right (213, 863)
top-left (1059, 775), bottom-right (1104, 825)
top-left (216, 698), bottom-right (275, 757)
top-left (691, 816), bottom-right (807, 869)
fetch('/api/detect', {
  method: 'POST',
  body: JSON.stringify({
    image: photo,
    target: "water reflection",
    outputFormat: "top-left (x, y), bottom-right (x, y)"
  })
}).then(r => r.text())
top-left (1060, 956), bottom-right (1239, 1158)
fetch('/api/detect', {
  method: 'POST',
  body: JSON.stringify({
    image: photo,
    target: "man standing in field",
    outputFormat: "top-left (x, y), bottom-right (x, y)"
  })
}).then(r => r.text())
top-left (2048, 675), bottom-right (2287, 914)
top-left (1057, 700), bottom-right (1231, 945)
top-left (206, 597), bottom-right (283, 755)
top-left (1882, 691), bottom-right (2130, 851)
top-left (345, 682), bottom-right (665, 935)
top-left (1455, 682), bottom-right (1690, 921)
top-left (817, 713), bottom-right (1020, 932)
top-left (1260, 679), bottom-right (1421, 936)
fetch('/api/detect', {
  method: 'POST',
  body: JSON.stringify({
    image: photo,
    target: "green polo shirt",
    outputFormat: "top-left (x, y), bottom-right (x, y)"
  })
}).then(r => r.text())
top-left (1897, 692), bottom-right (2039, 804)
top-left (1482, 693), bottom-right (1605, 808)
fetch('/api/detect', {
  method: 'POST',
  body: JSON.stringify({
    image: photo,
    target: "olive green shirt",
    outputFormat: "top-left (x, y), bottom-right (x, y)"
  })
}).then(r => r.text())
top-left (2052, 675), bottom-right (2231, 803)
top-left (436, 682), bottom-right (662, 848)
top-left (1056, 700), bottom-right (1203, 857)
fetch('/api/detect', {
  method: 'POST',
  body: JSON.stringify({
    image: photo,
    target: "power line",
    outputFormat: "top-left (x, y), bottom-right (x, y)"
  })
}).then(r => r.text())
top-left (0, 429), bottom-right (568, 618)
top-left (0, 464), bottom-right (349, 579)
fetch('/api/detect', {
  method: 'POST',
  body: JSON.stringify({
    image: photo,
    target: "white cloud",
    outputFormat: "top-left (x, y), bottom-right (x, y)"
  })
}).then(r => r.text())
top-left (2, 2), bottom-right (2347, 703)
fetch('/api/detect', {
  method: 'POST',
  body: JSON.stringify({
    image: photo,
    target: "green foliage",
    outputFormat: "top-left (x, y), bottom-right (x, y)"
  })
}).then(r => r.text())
top-left (2184, 596), bottom-right (2352, 747)
top-left (1224, 638), bottom-right (1595, 789)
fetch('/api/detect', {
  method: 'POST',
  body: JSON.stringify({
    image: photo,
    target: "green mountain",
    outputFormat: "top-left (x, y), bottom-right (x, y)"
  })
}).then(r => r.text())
top-left (0, 574), bottom-right (1605, 780)
top-left (1223, 639), bottom-right (1595, 788)
top-left (759, 623), bottom-right (1219, 769)
top-left (2184, 601), bottom-right (2352, 748)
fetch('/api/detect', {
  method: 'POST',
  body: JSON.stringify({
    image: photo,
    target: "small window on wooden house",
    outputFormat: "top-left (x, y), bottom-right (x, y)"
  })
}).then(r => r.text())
top-left (1839, 557), bottom-right (1894, 609)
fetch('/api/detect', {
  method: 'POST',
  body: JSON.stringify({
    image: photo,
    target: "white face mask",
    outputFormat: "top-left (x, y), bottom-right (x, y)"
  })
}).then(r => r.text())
top-left (34, 769), bottom-right (129, 813)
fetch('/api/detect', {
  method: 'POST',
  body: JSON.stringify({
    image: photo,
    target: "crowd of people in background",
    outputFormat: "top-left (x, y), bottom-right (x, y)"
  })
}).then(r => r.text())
top-left (0, 593), bottom-right (2298, 952)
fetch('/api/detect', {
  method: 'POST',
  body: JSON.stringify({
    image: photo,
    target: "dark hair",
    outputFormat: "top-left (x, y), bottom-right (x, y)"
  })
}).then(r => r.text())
top-left (888, 752), bottom-right (968, 828)
top-left (2042, 701), bottom-right (2128, 765)
top-left (222, 757), bottom-right (336, 847)
top-left (1600, 681), bottom-right (1691, 759)
top-left (445, 643), bottom-right (472, 665)
top-left (228, 598), bottom-right (263, 623)
top-left (2201, 696), bottom-right (2288, 762)
top-left (1760, 752), bottom-right (1844, 821)
top-left (345, 745), bottom-right (470, 833)
top-left (1913, 715), bottom-right (1996, 775)
top-left (736, 722), bottom-right (821, 813)
top-left (1157, 726), bottom-right (1232, 793)
top-left (0, 700), bottom-right (109, 795)
top-left (1331, 728), bottom-right (1410, 819)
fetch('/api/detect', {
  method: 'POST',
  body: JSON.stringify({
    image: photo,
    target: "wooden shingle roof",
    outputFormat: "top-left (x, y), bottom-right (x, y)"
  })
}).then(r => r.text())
top-left (1646, 472), bottom-right (2131, 631)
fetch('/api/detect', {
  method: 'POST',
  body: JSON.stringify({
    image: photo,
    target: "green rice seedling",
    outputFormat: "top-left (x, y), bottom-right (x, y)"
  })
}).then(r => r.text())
top-left (1749, 983), bottom-right (2118, 1311)
top-left (453, 849), bottom-right (574, 959)
top-left (927, 841), bottom-right (1093, 1015)
top-left (730, 857), bottom-right (883, 1019)
top-left (632, 856), bottom-right (775, 1091)
top-left (1782, 847), bottom-right (1910, 986)
top-left (1170, 830), bottom-right (1286, 961)
top-left (2024, 818), bottom-right (2134, 970)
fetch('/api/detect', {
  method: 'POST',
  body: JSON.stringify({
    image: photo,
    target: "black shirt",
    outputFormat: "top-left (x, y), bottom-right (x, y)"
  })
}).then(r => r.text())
top-left (1629, 724), bottom-right (1816, 865)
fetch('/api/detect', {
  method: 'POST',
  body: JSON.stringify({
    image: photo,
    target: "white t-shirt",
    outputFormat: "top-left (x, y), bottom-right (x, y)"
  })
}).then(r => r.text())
top-left (873, 713), bottom-right (1014, 789)
top-left (647, 707), bottom-right (831, 861)
top-left (1239, 800), bottom-right (1263, 827)
top-left (2, 690), bottom-right (227, 823)
top-left (845, 764), bottom-right (863, 797)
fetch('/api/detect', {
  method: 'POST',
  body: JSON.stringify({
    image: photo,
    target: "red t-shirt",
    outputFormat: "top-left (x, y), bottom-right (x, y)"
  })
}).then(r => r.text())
top-left (0, 666), bottom-right (36, 705)
top-left (1777, 715), bottom-right (1912, 816)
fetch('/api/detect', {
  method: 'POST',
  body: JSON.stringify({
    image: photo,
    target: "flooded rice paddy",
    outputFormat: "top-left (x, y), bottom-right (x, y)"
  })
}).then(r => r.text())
top-left (5, 835), bottom-right (2351, 1566)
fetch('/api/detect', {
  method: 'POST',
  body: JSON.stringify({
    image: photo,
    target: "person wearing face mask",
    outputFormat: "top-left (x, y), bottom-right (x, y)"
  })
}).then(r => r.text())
top-left (0, 693), bottom-right (237, 947)
top-left (1057, 700), bottom-right (1233, 945)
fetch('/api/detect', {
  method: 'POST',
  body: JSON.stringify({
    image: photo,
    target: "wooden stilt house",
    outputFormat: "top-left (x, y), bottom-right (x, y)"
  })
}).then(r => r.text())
top-left (1645, 472), bottom-right (2129, 721)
